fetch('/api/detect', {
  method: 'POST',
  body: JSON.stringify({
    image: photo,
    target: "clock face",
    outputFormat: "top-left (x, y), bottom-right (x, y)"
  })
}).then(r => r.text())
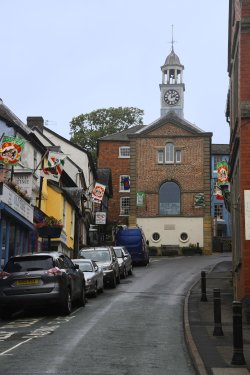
top-left (164, 89), bottom-right (180, 105)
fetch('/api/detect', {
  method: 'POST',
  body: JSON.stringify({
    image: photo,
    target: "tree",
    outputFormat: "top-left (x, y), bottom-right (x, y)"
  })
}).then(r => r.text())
top-left (69, 107), bottom-right (144, 162)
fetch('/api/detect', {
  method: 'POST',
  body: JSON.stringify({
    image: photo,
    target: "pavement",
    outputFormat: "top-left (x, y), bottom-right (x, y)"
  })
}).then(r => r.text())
top-left (184, 255), bottom-right (250, 375)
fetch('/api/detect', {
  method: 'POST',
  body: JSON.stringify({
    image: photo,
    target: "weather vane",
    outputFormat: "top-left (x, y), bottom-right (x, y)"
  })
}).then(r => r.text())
top-left (169, 24), bottom-right (176, 52)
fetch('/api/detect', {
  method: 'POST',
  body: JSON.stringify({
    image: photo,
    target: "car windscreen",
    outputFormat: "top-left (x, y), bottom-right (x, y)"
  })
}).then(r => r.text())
top-left (4, 256), bottom-right (54, 273)
top-left (80, 250), bottom-right (111, 262)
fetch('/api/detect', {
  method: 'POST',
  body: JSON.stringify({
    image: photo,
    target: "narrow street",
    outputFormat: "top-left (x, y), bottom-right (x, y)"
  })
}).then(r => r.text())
top-left (0, 254), bottom-right (230, 375)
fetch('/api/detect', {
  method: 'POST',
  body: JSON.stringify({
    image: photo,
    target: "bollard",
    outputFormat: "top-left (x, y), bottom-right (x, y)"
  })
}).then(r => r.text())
top-left (213, 288), bottom-right (224, 336)
top-left (200, 271), bottom-right (208, 302)
top-left (231, 301), bottom-right (246, 365)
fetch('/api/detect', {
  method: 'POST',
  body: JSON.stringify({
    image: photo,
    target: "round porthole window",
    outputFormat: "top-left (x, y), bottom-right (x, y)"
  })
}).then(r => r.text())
top-left (152, 232), bottom-right (160, 242)
top-left (180, 232), bottom-right (189, 242)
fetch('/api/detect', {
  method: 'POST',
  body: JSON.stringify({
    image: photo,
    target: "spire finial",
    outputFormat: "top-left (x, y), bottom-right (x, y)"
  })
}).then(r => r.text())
top-left (170, 24), bottom-right (176, 52)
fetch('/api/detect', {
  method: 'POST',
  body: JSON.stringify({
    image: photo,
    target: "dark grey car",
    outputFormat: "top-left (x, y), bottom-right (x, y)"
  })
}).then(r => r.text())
top-left (0, 252), bottom-right (86, 319)
top-left (80, 247), bottom-right (120, 288)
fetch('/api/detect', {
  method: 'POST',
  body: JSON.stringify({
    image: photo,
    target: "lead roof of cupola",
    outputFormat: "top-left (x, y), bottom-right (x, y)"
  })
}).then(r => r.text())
top-left (165, 48), bottom-right (181, 66)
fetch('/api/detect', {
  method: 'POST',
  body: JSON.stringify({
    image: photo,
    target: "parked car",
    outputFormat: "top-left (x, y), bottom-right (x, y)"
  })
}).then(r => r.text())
top-left (0, 252), bottom-right (86, 319)
top-left (72, 259), bottom-right (104, 297)
top-left (113, 246), bottom-right (133, 276)
top-left (80, 247), bottom-right (120, 288)
top-left (114, 249), bottom-right (127, 279)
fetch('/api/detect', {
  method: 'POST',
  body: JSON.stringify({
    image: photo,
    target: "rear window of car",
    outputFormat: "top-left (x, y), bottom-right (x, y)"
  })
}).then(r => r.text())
top-left (114, 248), bottom-right (123, 258)
top-left (77, 262), bottom-right (93, 272)
top-left (80, 250), bottom-right (111, 262)
top-left (4, 256), bottom-right (54, 273)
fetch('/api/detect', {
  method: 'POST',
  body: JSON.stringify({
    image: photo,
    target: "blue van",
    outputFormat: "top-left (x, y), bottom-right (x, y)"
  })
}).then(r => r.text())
top-left (115, 226), bottom-right (149, 266)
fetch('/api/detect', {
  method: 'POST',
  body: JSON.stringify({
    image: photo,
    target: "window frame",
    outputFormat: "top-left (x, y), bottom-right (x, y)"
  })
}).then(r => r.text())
top-left (214, 203), bottom-right (224, 220)
top-left (165, 143), bottom-right (174, 164)
top-left (175, 149), bottom-right (181, 163)
top-left (213, 156), bottom-right (223, 171)
top-left (120, 197), bottom-right (130, 216)
top-left (157, 150), bottom-right (164, 164)
top-left (157, 143), bottom-right (182, 165)
top-left (119, 175), bottom-right (130, 192)
top-left (159, 181), bottom-right (181, 216)
top-left (119, 146), bottom-right (130, 158)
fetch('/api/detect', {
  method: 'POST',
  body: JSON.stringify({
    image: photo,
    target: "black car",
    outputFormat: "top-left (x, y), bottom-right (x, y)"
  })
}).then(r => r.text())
top-left (0, 252), bottom-right (86, 319)
top-left (80, 247), bottom-right (120, 288)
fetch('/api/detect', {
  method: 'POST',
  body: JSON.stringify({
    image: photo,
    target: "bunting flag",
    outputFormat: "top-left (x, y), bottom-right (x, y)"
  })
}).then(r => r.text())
top-left (41, 152), bottom-right (66, 181)
top-left (217, 160), bottom-right (229, 186)
top-left (0, 136), bottom-right (25, 165)
top-left (194, 193), bottom-right (205, 207)
top-left (215, 184), bottom-right (224, 200)
top-left (92, 182), bottom-right (106, 202)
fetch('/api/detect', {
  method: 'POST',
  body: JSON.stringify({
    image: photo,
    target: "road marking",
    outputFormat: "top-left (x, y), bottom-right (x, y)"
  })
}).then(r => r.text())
top-left (0, 331), bottom-right (17, 341)
top-left (22, 325), bottom-right (60, 339)
top-left (0, 338), bottom-right (33, 356)
top-left (1, 318), bottom-right (42, 329)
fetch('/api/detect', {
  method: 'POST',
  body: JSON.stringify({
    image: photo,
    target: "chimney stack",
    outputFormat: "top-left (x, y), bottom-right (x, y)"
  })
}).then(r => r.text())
top-left (27, 116), bottom-right (44, 132)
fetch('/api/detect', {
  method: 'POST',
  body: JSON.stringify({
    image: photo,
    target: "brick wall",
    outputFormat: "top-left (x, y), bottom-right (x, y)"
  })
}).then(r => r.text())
top-left (98, 141), bottom-right (130, 225)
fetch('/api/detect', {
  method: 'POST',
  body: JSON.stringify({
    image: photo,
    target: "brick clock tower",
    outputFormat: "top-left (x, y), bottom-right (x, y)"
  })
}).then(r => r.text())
top-left (98, 33), bottom-right (212, 255)
top-left (160, 42), bottom-right (185, 118)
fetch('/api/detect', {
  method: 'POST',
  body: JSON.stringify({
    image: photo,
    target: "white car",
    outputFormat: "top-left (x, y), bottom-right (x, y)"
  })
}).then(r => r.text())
top-left (72, 259), bottom-right (104, 297)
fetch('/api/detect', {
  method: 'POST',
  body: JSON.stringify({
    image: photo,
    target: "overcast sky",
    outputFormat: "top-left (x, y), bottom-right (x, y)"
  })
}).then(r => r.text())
top-left (1, 1), bottom-right (229, 144)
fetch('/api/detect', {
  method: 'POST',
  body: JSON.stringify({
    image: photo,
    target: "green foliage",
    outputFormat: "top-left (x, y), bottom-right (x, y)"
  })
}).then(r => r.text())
top-left (69, 107), bottom-right (144, 162)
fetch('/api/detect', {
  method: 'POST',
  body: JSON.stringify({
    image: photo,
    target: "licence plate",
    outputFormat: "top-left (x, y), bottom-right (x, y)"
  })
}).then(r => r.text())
top-left (16, 279), bottom-right (40, 286)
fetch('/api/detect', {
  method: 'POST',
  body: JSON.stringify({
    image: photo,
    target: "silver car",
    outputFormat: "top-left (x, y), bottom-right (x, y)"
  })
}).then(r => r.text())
top-left (113, 246), bottom-right (133, 276)
top-left (72, 259), bottom-right (104, 297)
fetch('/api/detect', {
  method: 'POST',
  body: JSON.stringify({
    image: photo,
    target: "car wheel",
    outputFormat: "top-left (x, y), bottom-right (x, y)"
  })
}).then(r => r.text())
top-left (77, 284), bottom-right (86, 307)
top-left (128, 266), bottom-right (133, 275)
top-left (110, 272), bottom-right (117, 288)
top-left (61, 289), bottom-right (72, 315)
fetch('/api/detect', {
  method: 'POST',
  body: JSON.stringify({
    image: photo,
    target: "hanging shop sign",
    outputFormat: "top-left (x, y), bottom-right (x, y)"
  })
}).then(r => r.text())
top-left (136, 192), bottom-right (145, 206)
top-left (95, 212), bottom-right (106, 225)
top-left (0, 182), bottom-right (33, 222)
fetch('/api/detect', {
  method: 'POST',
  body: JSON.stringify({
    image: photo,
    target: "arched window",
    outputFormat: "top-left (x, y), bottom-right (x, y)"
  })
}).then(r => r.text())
top-left (159, 181), bottom-right (180, 215)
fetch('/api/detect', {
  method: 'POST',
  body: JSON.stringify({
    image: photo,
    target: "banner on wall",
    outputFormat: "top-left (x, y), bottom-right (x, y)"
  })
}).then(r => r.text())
top-left (0, 136), bottom-right (25, 165)
top-left (41, 152), bottom-right (66, 181)
top-left (137, 192), bottom-right (145, 206)
top-left (194, 193), bottom-right (205, 207)
top-left (217, 160), bottom-right (229, 186)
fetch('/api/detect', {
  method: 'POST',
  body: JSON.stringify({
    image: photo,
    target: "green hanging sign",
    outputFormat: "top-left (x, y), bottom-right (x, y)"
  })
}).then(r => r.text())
top-left (137, 192), bottom-right (145, 206)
